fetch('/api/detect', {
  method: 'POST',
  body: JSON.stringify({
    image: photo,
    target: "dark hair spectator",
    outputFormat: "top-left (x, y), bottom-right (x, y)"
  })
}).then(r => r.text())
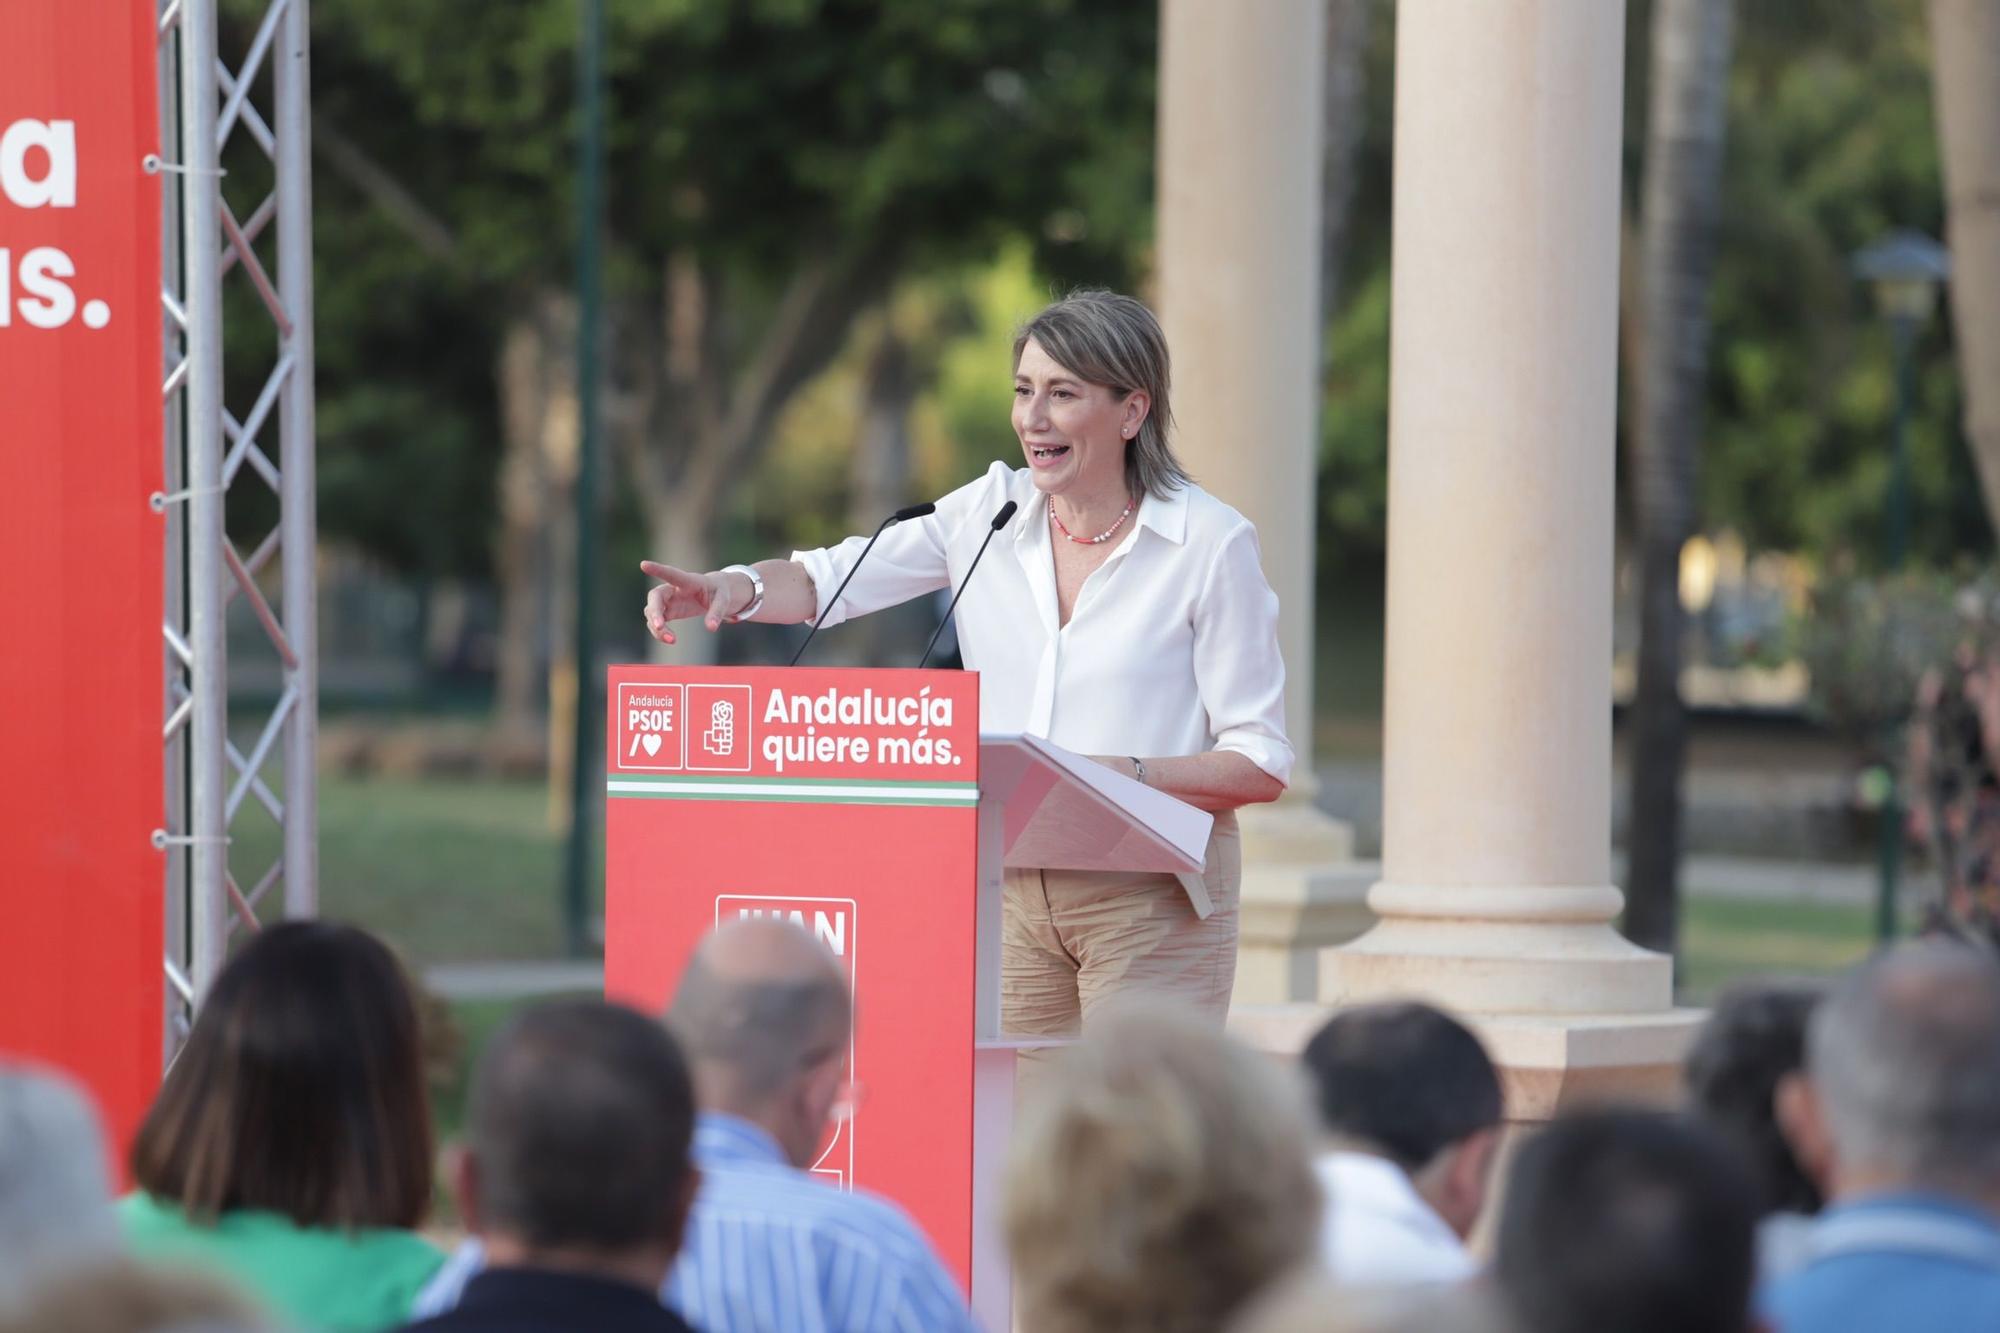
top-left (1496, 1108), bottom-right (1758, 1333)
top-left (1766, 941), bottom-right (2000, 1332)
top-left (1301, 1002), bottom-right (1502, 1285)
top-left (1304, 1002), bottom-right (1503, 1172)
top-left (1686, 980), bottom-right (1824, 1284)
top-left (120, 921), bottom-right (443, 1331)
top-left (404, 998), bottom-right (700, 1333)
top-left (1685, 982), bottom-right (1824, 1217)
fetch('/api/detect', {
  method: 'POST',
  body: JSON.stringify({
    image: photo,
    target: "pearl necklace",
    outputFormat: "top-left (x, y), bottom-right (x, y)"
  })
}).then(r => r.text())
top-left (1049, 494), bottom-right (1135, 546)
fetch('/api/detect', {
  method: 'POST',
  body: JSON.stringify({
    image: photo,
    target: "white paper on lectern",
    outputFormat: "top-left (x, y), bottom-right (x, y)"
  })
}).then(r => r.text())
top-left (979, 733), bottom-right (1218, 916)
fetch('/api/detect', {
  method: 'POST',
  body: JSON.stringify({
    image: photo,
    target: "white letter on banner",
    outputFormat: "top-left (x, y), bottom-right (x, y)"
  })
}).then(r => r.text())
top-left (0, 120), bottom-right (77, 208)
top-left (17, 248), bottom-right (75, 328)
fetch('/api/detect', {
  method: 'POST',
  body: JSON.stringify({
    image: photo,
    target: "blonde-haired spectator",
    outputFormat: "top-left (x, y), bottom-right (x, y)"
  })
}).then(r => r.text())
top-left (1230, 1274), bottom-right (1511, 1333)
top-left (0, 1257), bottom-right (268, 1333)
top-left (1003, 1006), bottom-right (1320, 1333)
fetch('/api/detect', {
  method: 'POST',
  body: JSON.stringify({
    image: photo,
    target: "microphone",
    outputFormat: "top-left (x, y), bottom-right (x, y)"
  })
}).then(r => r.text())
top-left (789, 502), bottom-right (937, 667)
top-left (918, 500), bottom-right (1018, 669)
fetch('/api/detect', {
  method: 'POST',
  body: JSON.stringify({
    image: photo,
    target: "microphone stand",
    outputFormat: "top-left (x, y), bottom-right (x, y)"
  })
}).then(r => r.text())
top-left (918, 500), bottom-right (1018, 669)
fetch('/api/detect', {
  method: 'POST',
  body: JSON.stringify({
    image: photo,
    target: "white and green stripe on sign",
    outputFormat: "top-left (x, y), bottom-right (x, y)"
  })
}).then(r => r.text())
top-left (605, 774), bottom-right (979, 807)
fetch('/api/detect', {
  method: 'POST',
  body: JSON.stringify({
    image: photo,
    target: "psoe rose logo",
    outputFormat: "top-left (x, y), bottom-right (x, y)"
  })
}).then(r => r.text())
top-left (615, 683), bottom-right (684, 772)
top-left (687, 683), bottom-right (752, 773)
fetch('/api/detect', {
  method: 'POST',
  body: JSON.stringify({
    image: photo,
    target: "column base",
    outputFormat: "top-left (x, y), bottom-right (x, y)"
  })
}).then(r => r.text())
top-left (1322, 917), bottom-right (1673, 1015)
top-left (1231, 798), bottom-right (1377, 1004)
top-left (1227, 1003), bottom-right (1701, 1122)
top-left (1295, 886), bottom-right (1701, 1119)
top-left (1474, 1009), bottom-right (1701, 1119)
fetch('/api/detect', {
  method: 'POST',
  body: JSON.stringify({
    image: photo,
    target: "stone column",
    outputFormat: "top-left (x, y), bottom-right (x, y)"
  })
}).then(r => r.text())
top-left (1156, 0), bottom-right (1376, 1006)
top-left (1319, 0), bottom-right (1696, 1115)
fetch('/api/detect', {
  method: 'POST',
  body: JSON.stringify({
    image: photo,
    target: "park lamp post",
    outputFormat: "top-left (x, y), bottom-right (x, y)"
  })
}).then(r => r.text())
top-left (1852, 229), bottom-right (1950, 941)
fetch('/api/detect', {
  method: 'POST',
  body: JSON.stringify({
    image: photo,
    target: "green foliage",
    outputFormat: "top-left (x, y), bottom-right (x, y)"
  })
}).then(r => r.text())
top-left (1795, 569), bottom-right (1968, 746)
top-left (289, 0), bottom-right (1990, 593)
top-left (299, 0), bottom-right (1156, 580)
top-left (1702, 0), bottom-right (1987, 567)
top-left (1312, 0), bottom-right (1988, 577)
top-left (311, 0), bottom-right (1155, 291)
top-left (1319, 269), bottom-right (1392, 560)
top-left (919, 243), bottom-right (1050, 481)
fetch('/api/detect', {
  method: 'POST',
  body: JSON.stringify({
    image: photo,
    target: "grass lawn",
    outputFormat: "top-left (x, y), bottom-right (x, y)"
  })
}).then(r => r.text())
top-left (271, 772), bottom-right (1888, 1147)
top-left (230, 773), bottom-right (585, 961)
top-left (1677, 895), bottom-right (1883, 1002)
top-left (268, 771), bottom-right (1890, 989)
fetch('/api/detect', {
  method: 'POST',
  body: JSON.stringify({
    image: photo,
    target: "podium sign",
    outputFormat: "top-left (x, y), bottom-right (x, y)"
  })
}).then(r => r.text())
top-left (605, 666), bottom-right (982, 1280)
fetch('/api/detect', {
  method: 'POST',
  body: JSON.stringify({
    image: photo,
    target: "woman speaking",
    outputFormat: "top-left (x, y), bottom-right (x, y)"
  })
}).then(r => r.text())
top-left (640, 290), bottom-right (1292, 1034)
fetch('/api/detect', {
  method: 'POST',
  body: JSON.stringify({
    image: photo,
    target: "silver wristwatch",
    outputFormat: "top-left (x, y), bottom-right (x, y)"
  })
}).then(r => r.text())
top-left (721, 564), bottom-right (765, 623)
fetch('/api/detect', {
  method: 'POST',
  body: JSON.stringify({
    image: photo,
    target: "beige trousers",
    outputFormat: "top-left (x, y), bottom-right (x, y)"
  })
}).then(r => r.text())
top-left (1000, 810), bottom-right (1241, 1036)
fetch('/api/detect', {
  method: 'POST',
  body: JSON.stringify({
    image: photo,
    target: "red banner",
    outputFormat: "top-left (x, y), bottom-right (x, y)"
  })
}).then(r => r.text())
top-left (0, 3), bottom-right (165, 1156)
top-left (606, 666), bottom-right (983, 1285)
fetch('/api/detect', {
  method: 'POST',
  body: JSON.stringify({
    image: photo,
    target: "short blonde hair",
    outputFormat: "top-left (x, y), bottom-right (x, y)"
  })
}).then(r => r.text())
top-left (1230, 1275), bottom-right (1513, 1333)
top-left (4, 1258), bottom-right (268, 1332)
top-left (1003, 1007), bottom-right (1321, 1333)
top-left (1013, 289), bottom-right (1192, 499)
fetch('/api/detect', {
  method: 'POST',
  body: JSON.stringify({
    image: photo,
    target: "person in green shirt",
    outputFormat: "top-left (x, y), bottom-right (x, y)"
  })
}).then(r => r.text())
top-left (120, 921), bottom-right (445, 1331)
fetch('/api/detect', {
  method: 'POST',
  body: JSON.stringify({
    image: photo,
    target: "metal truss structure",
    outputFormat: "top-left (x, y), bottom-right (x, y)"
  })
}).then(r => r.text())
top-left (156, 0), bottom-right (317, 1047)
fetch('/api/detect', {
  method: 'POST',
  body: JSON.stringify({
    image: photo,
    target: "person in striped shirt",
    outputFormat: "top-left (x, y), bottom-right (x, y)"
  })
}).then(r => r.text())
top-left (414, 920), bottom-right (975, 1333)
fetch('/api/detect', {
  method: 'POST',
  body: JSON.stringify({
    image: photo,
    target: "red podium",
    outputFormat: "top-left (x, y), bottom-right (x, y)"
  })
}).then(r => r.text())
top-left (604, 665), bottom-right (1211, 1328)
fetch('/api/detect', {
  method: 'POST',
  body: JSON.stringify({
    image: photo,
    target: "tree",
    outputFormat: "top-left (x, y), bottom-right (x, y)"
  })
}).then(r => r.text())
top-left (1928, 0), bottom-right (2000, 533)
top-left (309, 0), bottom-right (1157, 700)
top-left (1320, 0), bottom-right (1374, 326)
top-left (1701, 0), bottom-right (1983, 568)
top-left (1623, 0), bottom-right (1736, 955)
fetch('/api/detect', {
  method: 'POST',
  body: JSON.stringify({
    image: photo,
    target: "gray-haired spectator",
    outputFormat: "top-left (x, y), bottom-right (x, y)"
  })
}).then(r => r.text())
top-left (0, 1063), bottom-right (120, 1309)
top-left (1685, 981), bottom-right (1825, 1281)
top-left (1766, 941), bottom-right (2000, 1330)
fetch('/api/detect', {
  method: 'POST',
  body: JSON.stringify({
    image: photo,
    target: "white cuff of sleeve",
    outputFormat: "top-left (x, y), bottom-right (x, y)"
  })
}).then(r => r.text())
top-left (788, 548), bottom-right (846, 629)
top-left (1216, 737), bottom-right (1294, 789)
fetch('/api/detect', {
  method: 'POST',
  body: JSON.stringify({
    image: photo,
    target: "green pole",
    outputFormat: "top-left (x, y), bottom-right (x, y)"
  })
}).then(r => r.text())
top-left (1877, 314), bottom-right (1916, 944)
top-left (564, 0), bottom-right (606, 956)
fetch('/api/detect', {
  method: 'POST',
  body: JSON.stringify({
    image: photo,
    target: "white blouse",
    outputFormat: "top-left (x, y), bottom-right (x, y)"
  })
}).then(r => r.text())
top-left (790, 461), bottom-right (1294, 786)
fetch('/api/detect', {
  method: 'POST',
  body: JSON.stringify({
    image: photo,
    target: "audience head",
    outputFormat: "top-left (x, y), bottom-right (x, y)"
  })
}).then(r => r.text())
top-left (0, 1064), bottom-right (119, 1307)
top-left (1685, 981), bottom-right (1824, 1216)
top-left (0, 1258), bottom-right (268, 1333)
top-left (1301, 1002), bottom-right (1504, 1237)
top-left (1496, 1108), bottom-right (1758, 1333)
top-left (1231, 1276), bottom-right (1509, 1333)
top-left (131, 921), bottom-right (432, 1230)
top-left (1780, 939), bottom-right (2000, 1204)
top-left (667, 918), bottom-right (852, 1167)
top-left (456, 998), bottom-right (698, 1284)
top-left (1004, 1005), bottom-right (1320, 1333)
